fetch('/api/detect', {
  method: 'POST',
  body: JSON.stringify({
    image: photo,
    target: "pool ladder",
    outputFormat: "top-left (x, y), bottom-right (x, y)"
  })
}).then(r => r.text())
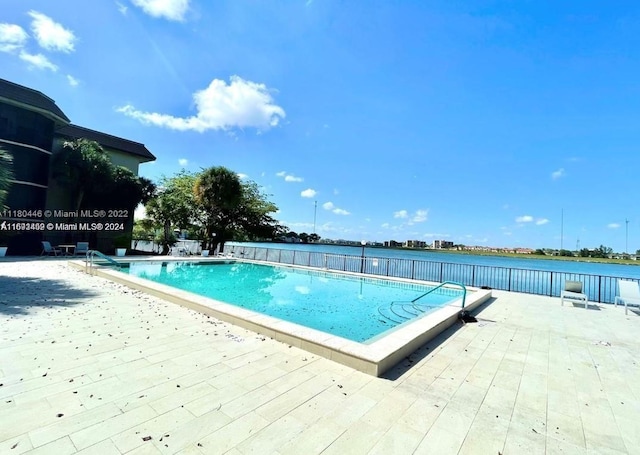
top-left (377, 281), bottom-right (467, 324)
top-left (85, 250), bottom-right (122, 275)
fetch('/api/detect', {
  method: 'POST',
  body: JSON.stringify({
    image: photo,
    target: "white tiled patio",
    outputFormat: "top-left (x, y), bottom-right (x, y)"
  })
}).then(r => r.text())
top-left (1, 258), bottom-right (639, 454)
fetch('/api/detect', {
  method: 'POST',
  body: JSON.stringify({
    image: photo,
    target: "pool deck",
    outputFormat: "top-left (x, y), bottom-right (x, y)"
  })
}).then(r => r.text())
top-left (1, 258), bottom-right (640, 454)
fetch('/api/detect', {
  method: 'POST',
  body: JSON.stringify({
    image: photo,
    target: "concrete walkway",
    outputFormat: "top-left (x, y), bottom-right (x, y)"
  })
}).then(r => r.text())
top-left (1, 259), bottom-right (639, 454)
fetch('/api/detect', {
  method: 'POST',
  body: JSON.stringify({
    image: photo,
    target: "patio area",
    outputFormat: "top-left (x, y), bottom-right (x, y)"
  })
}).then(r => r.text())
top-left (1, 258), bottom-right (639, 454)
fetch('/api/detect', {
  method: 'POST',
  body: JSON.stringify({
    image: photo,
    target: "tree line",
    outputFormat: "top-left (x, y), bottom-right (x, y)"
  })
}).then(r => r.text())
top-left (533, 245), bottom-right (616, 258)
top-left (135, 168), bottom-right (286, 254)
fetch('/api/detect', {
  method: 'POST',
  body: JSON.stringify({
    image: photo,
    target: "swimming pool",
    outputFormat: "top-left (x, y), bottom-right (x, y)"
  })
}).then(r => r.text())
top-left (73, 257), bottom-right (492, 376)
top-left (123, 261), bottom-right (463, 343)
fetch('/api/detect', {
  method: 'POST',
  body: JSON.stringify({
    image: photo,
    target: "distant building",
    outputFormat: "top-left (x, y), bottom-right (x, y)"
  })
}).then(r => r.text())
top-left (432, 240), bottom-right (454, 249)
top-left (404, 240), bottom-right (427, 248)
top-left (384, 240), bottom-right (403, 248)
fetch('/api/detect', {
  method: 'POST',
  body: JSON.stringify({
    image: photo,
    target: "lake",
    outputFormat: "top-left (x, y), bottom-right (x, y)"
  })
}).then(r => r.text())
top-left (227, 241), bottom-right (640, 280)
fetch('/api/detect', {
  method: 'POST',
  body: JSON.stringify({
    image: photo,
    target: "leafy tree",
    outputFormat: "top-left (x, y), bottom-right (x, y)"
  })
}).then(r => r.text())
top-left (142, 167), bottom-right (284, 253)
top-left (0, 148), bottom-right (13, 210)
top-left (309, 233), bottom-right (321, 243)
top-left (137, 176), bottom-right (157, 205)
top-left (579, 248), bottom-right (591, 257)
top-left (586, 245), bottom-right (613, 258)
top-left (533, 249), bottom-right (545, 255)
top-left (299, 232), bottom-right (309, 243)
top-left (230, 180), bottom-right (284, 243)
top-left (558, 249), bottom-right (574, 257)
top-left (145, 171), bottom-right (198, 254)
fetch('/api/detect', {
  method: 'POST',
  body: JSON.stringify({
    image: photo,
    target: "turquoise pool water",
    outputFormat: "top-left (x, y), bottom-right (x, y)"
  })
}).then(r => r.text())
top-left (123, 261), bottom-right (464, 342)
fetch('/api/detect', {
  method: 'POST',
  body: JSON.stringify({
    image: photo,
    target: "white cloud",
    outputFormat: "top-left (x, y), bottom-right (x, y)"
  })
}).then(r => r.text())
top-left (301, 188), bottom-right (316, 198)
top-left (381, 223), bottom-right (390, 228)
top-left (333, 189), bottom-right (339, 195)
top-left (515, 215), bottom-right (534, 223)
top-left (131, 0), bottom-right (190, 21)
top-left (608, 223), bottom-right (620, 229)
top-left (237, 173), bottom-right (248, 180)
top-left (276, 171), bottom-right (303, 182)
top-left (0, 23), bottom-right (28, 53)
top-left (118, 76), bottom-right (285, 133)
top-left (411, 209), bottom-right (428, 223)
top-left (19, 51), bottom-right (57, 71)
top-left (423, 233), bottom-right (450, 238)
top-left (178, 158), bottom-right (188, 166)
top-left (502, 204), bottom-right (510, 210)
top-left (551, 168), bottom-right (565, 180)
top-left (116, 1), bottom-right (128, 14)
top-left (536, 218), bottom-right (549, 225)
top-left (393, 210), bottom-right (408, 219)
top-left (322, 201), bottom-right (349, 215)
top-left (66, 74), bottom-right (79, 86)
top-left (28, 11), bottom-right (76, 53)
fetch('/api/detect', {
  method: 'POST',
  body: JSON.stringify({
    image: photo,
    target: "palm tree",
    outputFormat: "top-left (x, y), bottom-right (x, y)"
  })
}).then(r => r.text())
top-left (194, 166), bottom-right (242, 251)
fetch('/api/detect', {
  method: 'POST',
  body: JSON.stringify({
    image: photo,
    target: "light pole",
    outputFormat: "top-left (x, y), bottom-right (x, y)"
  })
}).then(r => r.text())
top-left (313, 200), bottom-right (317, 234)
top-left (360, 240), bottom-right (366, 274)
top-left (625, 219), bottom-right (629, 254)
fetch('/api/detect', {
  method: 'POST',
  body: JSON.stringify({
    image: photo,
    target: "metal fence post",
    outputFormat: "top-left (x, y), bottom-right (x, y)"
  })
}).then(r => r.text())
top-left (508, 268), bottom-right (512, 291)
top-left (598, 277), bottom-right (602, 303)
top-left (411, 260), bottom-right (415, 280)
top-left (439, 263), bottom-right (443, 282)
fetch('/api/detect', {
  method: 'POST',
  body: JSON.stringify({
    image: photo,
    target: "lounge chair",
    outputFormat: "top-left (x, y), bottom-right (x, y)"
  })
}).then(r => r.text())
top-left (41, 241), bottom-right (61, 256)
top-left (560, 280), bottom-right (588, 308)
top-left (614, 279), bottom-right (640, 315)
top-left (75, 242), bottom-right (89, 256)
top-left (171, 245), bottom-right (187, 256)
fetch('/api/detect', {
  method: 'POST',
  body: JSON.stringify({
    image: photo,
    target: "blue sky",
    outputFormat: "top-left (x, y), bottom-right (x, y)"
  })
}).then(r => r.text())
top-left (2, 1), bottom-right (640, 251)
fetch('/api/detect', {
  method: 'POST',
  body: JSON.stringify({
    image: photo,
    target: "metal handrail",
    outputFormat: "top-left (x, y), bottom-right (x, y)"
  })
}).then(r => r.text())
top-left (378, 281), bottom-right (467, 324)
top-left (411, 280), bottom-right (467, 309)
top-left (85, 250), bottom-right (121, 274)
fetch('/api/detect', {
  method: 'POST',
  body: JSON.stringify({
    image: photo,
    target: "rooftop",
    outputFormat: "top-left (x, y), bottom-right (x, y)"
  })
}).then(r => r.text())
top-left (1, 259), bottom-right (639, 454)
top-left (0, 78), bottom-right (70, 124)
top-left (56, 124), bottom-right (156, 162)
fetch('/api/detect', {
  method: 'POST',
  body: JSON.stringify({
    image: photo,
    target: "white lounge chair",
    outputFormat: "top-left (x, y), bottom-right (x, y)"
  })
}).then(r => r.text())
top-left (561, 280), bottom-right (588, 308)
top-left (614, 279), bottom-right (640, 315)
top-left (171, 245), bottom-right (187, 256)
top-left (41, 241), bottom-right (61, 256)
